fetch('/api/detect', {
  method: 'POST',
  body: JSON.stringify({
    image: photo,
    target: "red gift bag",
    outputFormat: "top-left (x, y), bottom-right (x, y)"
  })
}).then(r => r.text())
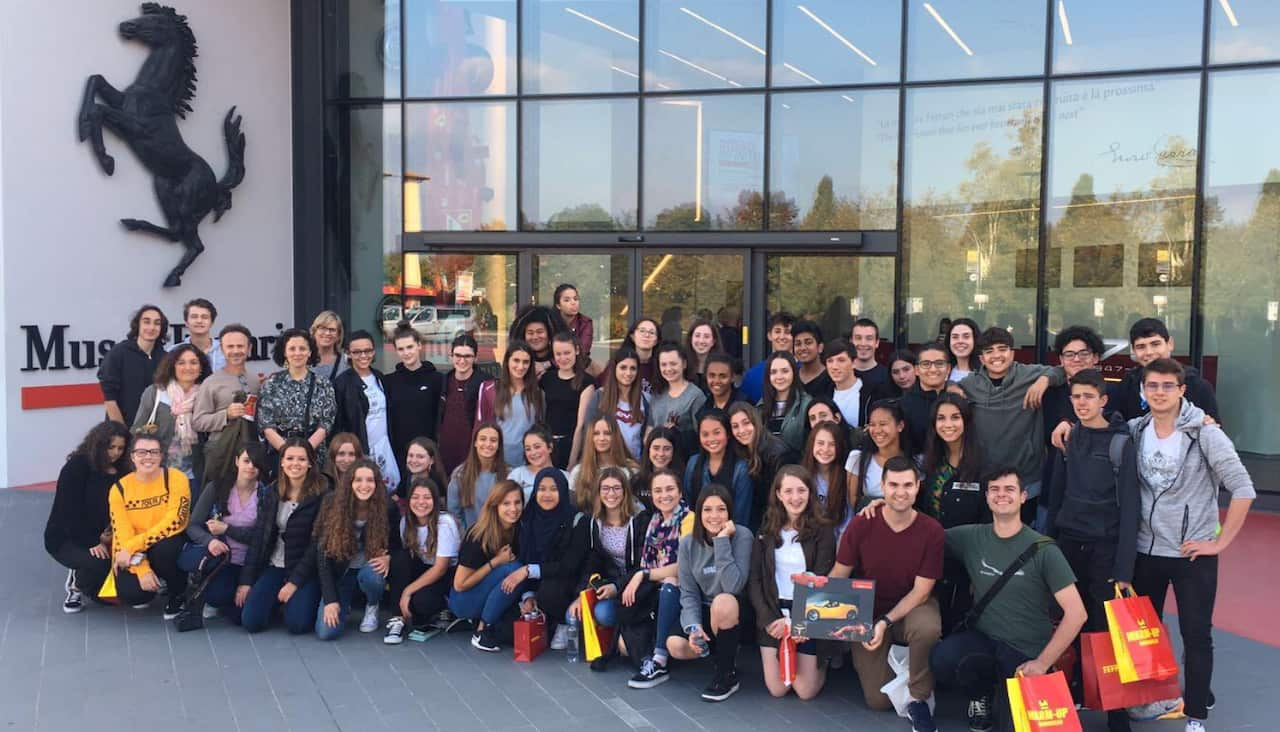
top-left (1006, 671), bottom-right (1083, 732)
top-left (514, 615), bottom-right (547, 662)
top-left (779, 636), bottom-right (797, 687)
top-left (1081, 632), bottom-right (1181, 711)
top-left (1105, 587), bottom-right (1179, 683)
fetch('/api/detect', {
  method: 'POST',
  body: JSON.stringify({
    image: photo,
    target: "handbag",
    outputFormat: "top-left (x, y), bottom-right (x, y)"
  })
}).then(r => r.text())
top-left (1007, 671), bottom-right (1082, 732)
top-left (1080, 632), bottom-right (1181, 711)
top-left (1105, 585), bottom-right (1179, 683)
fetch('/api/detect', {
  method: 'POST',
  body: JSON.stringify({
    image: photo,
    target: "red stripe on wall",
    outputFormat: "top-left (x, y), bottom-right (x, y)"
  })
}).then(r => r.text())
top-left (21, 383), bottom-right (103, 410)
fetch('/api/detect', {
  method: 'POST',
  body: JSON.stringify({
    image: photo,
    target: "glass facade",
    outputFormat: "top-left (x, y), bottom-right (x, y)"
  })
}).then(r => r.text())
top-left (322, 0), bottom-right (1280, 459)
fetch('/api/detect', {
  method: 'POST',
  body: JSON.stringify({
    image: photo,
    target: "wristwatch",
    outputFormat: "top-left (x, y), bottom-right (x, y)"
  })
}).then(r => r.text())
top-left (875, 614), bottom-right (894, 631)
top-left (642, 569), bottom-right (651, 582)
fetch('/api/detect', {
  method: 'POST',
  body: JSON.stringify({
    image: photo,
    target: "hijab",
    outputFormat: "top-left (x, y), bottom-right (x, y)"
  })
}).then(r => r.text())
top-left (518, 467), bottom-right (576, 565)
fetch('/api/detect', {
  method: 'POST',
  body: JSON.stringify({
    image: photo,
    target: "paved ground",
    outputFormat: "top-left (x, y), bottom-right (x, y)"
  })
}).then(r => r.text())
top-left (4, 489), bottom-right (1276, 732)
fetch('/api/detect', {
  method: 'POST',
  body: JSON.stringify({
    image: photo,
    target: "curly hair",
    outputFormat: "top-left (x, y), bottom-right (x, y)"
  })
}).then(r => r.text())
top-left (152, 343), bottom-right (212, 386)
top-left (272, 328), bottom-right (320, 367)
top-left (68, 420), bottom-right (133, 474)
top-left (127, 304), bottom-right (170, 346)
top-left (315, 458), bottom-right (390, 562)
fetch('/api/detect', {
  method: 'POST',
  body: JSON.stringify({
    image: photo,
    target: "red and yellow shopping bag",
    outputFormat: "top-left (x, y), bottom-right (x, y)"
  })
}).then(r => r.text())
top-left (579, 575), bottom-right (616, 662)
top-left (1080, 632), bottom-right (1181, 711)
top-left (779, 636), bottom-right (797, 688)
top-left (1105, 585), bottom-right (1179, 683)
top-left (513, 615), bottom-right (547, 662)
top-left (1006, 671), bottom-right (1082, 732)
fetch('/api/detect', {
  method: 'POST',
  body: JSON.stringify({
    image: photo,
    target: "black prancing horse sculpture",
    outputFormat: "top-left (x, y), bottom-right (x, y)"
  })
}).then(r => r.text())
top-left (77, 2), bottom-right (246, 288)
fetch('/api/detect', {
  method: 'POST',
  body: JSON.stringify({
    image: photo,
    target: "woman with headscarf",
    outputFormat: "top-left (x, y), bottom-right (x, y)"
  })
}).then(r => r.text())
top-left (502, 467), bottom-right (590, 649)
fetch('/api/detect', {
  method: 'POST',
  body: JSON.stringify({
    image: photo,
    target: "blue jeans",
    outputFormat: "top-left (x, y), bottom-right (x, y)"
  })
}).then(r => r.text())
top-left (448, 562), bottom-right (524, 625)
top-left (653, 583), bottom-right (681, 658)
top-left (930, 630), bottom-right (1030, 732)
top-left (315, 564), bottom-right (387, 641)
top-left (564, 597), bottom-right (620, 627)
top-left (240, 566), bottom-right (321, 634)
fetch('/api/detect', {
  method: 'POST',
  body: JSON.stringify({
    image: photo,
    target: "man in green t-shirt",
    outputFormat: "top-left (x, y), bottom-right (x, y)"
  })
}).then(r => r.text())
top-left (930, 467), bottom-right (1086, 732)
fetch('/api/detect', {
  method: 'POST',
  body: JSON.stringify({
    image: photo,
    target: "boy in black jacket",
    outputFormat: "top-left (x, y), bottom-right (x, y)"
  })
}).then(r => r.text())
top-left (1109, 317), bottom-right (1219, 422)
top-left (1046, 369), bottom-right (1137, 732)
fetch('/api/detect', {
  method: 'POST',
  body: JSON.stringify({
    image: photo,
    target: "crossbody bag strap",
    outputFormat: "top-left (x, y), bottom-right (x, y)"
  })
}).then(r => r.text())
top-left (303, 372), bottom-right (316, 427)
top-left (963, 538), bottom-right (1050, 629)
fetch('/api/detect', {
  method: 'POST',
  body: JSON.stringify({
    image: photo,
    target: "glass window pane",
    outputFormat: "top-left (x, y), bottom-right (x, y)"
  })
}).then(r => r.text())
top-left (643, 95), bottom-right (765, 230)
top-left (533, 254), bottom-right (632, 365)
top-left (346, 105), bottom-right (402, 372)
top-left (641, 253), bottom-right (745, 348)
top-left (522, 99), bottom-right (637, 230)
top-left (1045, 74), bottom-right (1199, 355)
top-left (906, 1), bottom-right (1046, 81)
top-left (1210, 0), bottom-right (1280, 64)
top-left (405, 101), bottom-right (516, 231)
top-left (402, 252), bottom-right (515, 371)
top-left (771, 0), bottom-right (900, 87)
top-left (326, 0), bottom-right (401, 99)
top-left (404, 0), bottom-right (517, 97)
top-left (770, 90), bottom-right (898, 231)
top-left (1203, 68), bottom-right (1280, 456)
top-left (644, 0), bottom-right (766, 91)
top-left (522, 0), bottom-right (639, 93)
top-left (765, 256), bottom-right (895, 343)
top-left (1052, 0), bottom-right (1203, 74)
top-left (902, 83), bottom-right (1043, 345)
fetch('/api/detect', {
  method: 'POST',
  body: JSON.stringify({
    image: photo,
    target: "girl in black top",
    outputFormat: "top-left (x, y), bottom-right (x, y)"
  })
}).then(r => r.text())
top-left (920, 393), bottom-right (987, 528)
top-left (540, 332), bottom-right (594, 469)
top-left (512, 468), bottom-right (589, 642)
top-left (448, 480), bottom-right (526, 652)
top-left (633, 427), bottom-right (685, 512)
top-left (46, 420), bottom-right (132, 612)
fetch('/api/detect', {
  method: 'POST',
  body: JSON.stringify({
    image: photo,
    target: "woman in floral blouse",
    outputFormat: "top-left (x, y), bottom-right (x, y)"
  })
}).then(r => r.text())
top-left (258, 328), bottom-right (337, 467)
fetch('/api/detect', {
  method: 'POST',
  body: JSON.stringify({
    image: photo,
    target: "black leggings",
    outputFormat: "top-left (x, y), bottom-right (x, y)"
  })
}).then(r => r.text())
top-left (388, 549), bottom-right (454, 627)
top-left (115, 534), bottom-right (189, 607)
top-left (49, 542), bottom-right (112, 600)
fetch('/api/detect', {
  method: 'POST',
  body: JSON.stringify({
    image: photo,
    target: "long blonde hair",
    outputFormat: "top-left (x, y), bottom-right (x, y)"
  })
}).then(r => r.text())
top-left (466, 480), bottom-right (523, 556)
top-left (574, 415), bottom-right (637, 510)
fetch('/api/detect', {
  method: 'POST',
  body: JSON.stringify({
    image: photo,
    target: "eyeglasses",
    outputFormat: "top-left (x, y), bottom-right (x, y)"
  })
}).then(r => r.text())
top-left (1143, 381), bottom-right (1183, 393)
top-left (634, 328), bottom-right (657, 337)
top-left (1060, 349), bottom-right (1094, 361)
top-left (349, 348), bottom-right (375, 357)
top-left (451, 352), bottom-right (476, 359)
top-left (918, 359), bottom-right (950, 370)
top-left (132, 448), bottom-right (162, 458)
top-left (599, 483), bottom-right (624, 493)
top-left (316, 326), bottom-right (338, 335)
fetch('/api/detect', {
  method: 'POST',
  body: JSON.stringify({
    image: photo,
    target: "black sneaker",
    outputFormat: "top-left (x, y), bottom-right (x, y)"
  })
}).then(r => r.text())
top-left (968, 695), bottom-right (994, 732)
top-left (907, 700), bottom-right (937, 732)
top-left (1206, 691), bottom-right (1215, 710)
top-left (63, 570), bottom-right (84, 614)
top-left (471, 625), bottom-right (500, 652)
top-left (628, 657), bottom-right (670, 689)
top-left (163, 596), bottom-right (185, 621)
top-left (384, 617), bottom-right (406, 645)
top-left (701, 670), bottom-right (740, 702)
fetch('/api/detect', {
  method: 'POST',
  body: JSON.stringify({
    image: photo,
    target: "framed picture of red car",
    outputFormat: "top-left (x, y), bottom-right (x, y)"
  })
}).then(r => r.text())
top-left (788, 574), bottom-right (877, 643)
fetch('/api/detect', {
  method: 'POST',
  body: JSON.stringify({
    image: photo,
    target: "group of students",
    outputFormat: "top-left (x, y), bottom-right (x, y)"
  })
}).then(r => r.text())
top-left (43, 291), bottom-right (1256, 732)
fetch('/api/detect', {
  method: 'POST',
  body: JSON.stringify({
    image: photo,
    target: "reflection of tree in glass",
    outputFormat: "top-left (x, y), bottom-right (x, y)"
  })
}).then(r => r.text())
top-left (786, 175), bottom-right (898, 231)
top-left (729, 190), bottom-right (796, 230)
top-left (540, 203), bottom-right (635, 231)
top-left (642, 256), bottom-right (743, 336)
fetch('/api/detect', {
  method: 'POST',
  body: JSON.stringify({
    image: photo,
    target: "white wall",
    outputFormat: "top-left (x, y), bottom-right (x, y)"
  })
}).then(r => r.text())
top-left (0, 0), bottom-right (293, 486)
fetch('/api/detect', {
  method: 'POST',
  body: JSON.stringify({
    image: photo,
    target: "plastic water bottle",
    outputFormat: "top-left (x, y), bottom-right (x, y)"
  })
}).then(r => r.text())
top-left (565, 620), bottom-right (580, 662)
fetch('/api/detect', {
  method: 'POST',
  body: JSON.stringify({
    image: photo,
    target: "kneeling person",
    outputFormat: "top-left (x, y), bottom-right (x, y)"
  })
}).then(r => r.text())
top-left (833, 456), bottom-right (943, 731)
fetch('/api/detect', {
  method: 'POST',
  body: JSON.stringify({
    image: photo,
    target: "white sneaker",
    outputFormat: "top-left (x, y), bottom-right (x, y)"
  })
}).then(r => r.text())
top-left (1186, 721), bottom-right (1206, 732)
top-left (202, 604), bottom-right (218, 620)
top-left (63, 570), bottom-right (84, 614)
top-left (359, 604), bottom-right (379, 633)
top-left (384, 617), bottom-right (406, 645)
top-left (550, 624), bottom-right (570, 651)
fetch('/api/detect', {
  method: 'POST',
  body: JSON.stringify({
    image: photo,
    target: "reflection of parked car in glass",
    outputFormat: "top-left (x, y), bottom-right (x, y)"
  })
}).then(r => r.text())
top-left (805, 596), bottom-right (859, 622)
top-left (405, 306), bottom-right (476, 342)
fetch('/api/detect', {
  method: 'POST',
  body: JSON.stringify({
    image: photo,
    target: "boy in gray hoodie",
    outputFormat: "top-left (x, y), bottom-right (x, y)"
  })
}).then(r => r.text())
top-left (1129, 358), bottom-right (1254, 732)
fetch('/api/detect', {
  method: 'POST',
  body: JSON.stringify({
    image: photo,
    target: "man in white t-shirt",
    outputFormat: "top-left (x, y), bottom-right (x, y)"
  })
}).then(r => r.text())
top-left (823, 339), bottom-right (865, 427)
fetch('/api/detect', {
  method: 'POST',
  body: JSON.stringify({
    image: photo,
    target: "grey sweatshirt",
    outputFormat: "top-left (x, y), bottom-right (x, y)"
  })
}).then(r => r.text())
top-left (960, 362), bottom-right (1065, 494)
top-left (677, 526), bottom-right (753, 631)
top-left (1129, 400), bottom-right (1255, 558)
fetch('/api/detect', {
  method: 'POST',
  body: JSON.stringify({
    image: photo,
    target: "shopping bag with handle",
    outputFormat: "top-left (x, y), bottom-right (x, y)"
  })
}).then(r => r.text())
top-left (1006, 670), bottom-right (1083, 732)
top-left (1105, 585), bottom-right (1179, 683)
top-left (513, 613), bottom-right (547, 662)
top-left (1080, 632), bottom-right (1181, 711)
top-left (779, 635), bottom-right (797, 687)
top-left (579, 574), bottom-right (616, 662)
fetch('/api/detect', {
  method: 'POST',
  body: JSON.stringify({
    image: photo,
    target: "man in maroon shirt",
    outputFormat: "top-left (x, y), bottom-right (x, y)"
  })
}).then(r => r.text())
top-left (832, 455), bottom-right (944, 732)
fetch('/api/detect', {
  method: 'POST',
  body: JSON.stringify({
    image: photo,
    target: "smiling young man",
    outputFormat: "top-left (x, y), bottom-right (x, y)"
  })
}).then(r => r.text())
top-left (382, 324), bottom-right (442, 492)
top-left (332, 330), bottom-right (400, 492)
top-left (832, 456), bottom-right (944, 732)
top-left (741, 312), bottom-right (796, 404)
top-left (1112, 318), bottom-right (1219, 422)
top-left (792, 320), bottom-right (833, 398)
top-left (823, 338), bottom-right (883, 428)
top-left (99, 304), bottom-right (169, 425)
top-left (851, 318), bottom-right (890, 390)
top-left (173, 298), bottom-right (225, 373)
top-left (900, 341), bottom-right (952, 451)
top-left (954, 328), bottom-right (1064, 524)
top-left (931, 468), bottom-right (1086, 732)
top-left (1128, 359), bottom-right (1254, 732)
